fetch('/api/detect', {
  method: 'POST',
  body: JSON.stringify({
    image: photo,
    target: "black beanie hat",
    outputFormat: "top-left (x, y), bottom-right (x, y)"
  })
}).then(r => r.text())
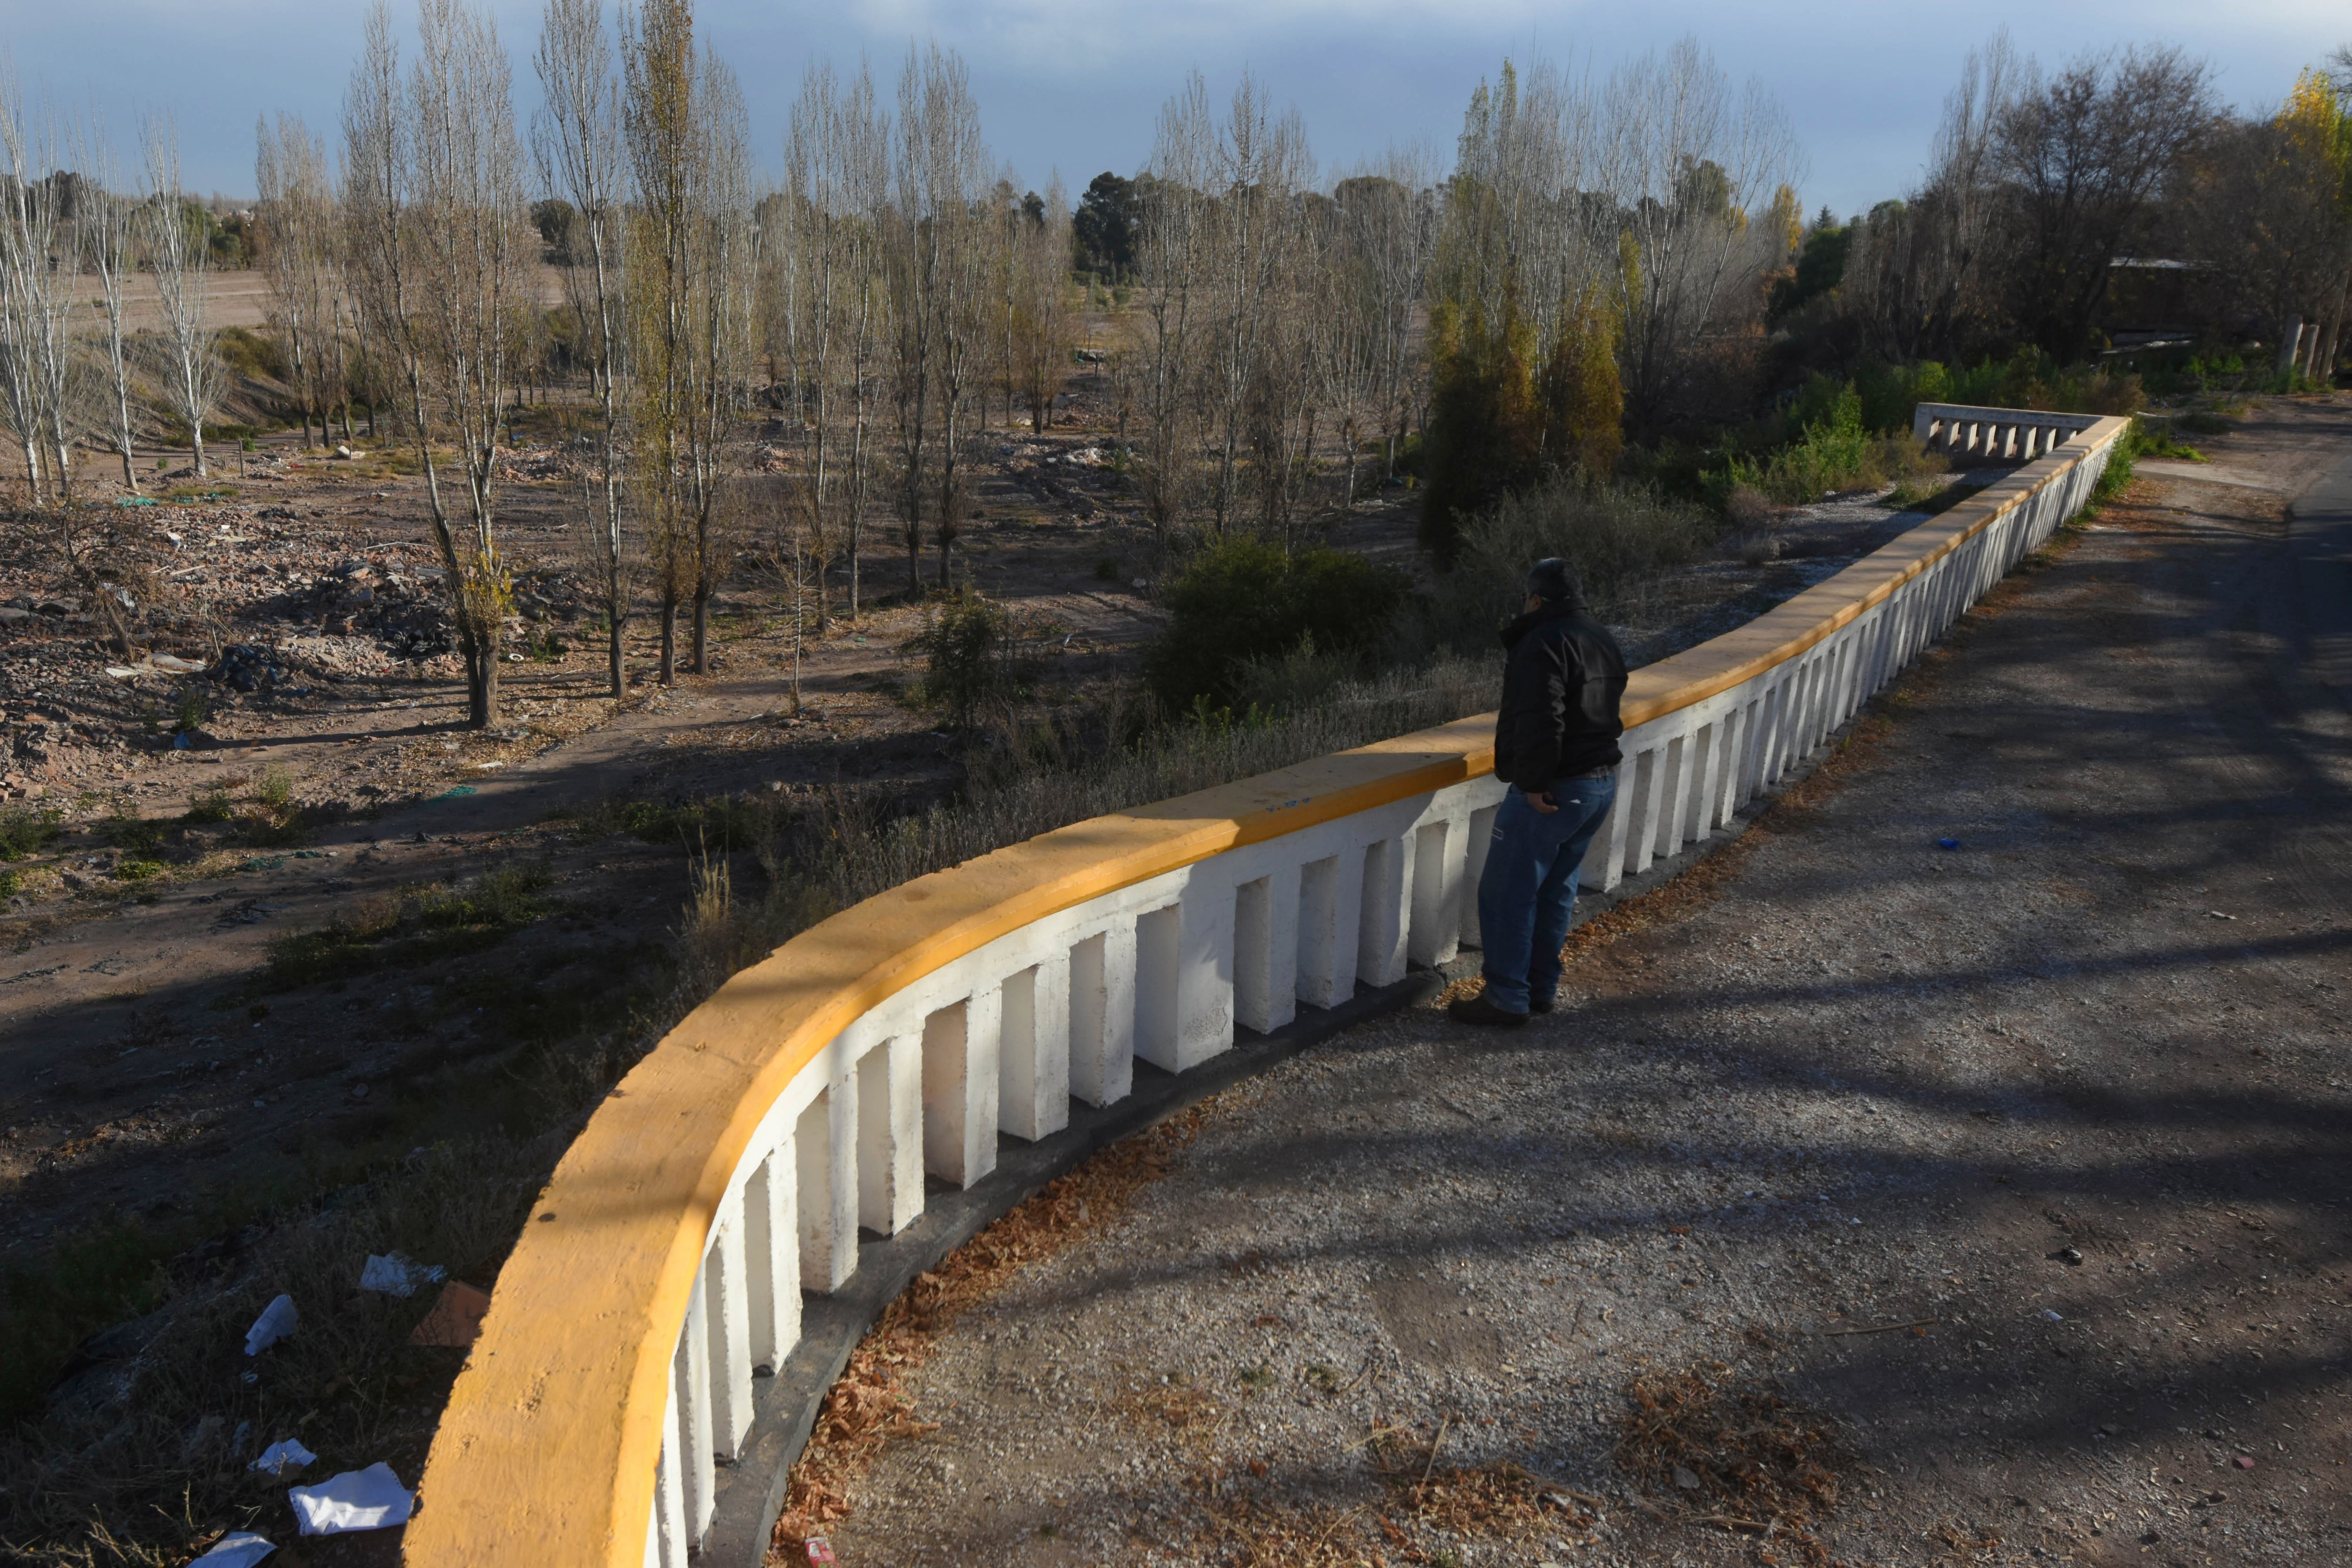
top-left (1526, 557), bottom-right (1581, 605)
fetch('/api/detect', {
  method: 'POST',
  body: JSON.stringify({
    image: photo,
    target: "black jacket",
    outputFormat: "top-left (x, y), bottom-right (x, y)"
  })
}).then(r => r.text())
top-left (1493, 602), bottom-right (1629, 791)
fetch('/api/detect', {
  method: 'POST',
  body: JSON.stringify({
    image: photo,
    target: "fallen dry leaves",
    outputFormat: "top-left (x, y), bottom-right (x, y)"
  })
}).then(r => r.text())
top-left (767, 1105), bottom-right (1207, 1560)
top-left (1613, 1365), bottom-right (1845, 1565)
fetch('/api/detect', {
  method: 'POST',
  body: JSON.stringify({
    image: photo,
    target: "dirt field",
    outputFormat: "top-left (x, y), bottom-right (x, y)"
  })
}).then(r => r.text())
top-left (0, 356), bottom-right (1946, 1289)
top-left (791, 400), bottom-right (2352, 1567)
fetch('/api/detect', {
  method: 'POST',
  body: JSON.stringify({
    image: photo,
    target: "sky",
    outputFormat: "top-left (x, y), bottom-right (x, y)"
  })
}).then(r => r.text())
top-left (3, 0), bottom-right (2344, 216)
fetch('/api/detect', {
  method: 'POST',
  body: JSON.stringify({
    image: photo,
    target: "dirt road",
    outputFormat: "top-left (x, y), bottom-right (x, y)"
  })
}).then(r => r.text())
top-left (809, 402), bottom-right (2352, 1567)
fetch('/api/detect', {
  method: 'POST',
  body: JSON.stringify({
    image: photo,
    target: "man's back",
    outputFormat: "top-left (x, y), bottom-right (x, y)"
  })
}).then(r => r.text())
top-left (1493, 605), bottom-right (1629, 791)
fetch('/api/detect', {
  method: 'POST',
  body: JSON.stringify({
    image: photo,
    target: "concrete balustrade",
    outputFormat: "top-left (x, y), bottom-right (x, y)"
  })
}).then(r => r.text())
top-left (1912, 400), bottom-right (2104, 462)
top-left (405, 411), bottom-right (2127, 1568)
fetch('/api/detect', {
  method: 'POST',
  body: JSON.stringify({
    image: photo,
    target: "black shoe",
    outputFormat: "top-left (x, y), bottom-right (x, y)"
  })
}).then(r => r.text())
top-left (1528, 993), bottom-right (1556, 1015)
top-left (1448, 992), bottom-right (1529, 1027)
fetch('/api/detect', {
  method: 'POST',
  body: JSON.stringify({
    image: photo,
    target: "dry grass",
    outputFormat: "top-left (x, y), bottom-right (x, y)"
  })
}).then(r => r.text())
top-left (767, 1106), bottom-right (1207, 1560)
top-left (1188, 1439), bottom-right (1597, 1568)
top-left (0, 1137), bottom-right (559, 1565)
top-left (1613, 1366), bottom-right (1845, 1565)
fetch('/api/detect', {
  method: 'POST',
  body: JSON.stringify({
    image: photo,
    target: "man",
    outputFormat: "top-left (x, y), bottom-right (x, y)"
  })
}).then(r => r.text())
top-left (1449, 557), bottom-right (1628, 1027)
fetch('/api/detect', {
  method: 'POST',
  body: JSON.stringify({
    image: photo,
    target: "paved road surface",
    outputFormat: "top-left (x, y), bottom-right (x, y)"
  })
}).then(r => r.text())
top-left (815, 411), bottom-right (2352, 1567)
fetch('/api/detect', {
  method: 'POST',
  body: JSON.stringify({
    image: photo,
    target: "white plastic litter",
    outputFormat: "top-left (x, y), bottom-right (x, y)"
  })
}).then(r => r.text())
top-left (288, 1462), bottom-right (415, 1536)
top-left (244, 1295), bottom-right (298, 1356)
top-left (191, 1530), bottom-right (276, 1568)
top-left (358, 1253), bottom-right (446, 1298)
top-left (251, 1438), bottom-right (318, 1478)
top-left (2042, 1309), bottom-right (2065, 1321)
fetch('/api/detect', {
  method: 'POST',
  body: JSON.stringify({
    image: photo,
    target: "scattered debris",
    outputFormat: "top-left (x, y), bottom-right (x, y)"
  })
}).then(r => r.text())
top-left (190, 1530), bottom-right (275, 1568)
top-left (358, 1252), bottom-right (447, 1298)
top-left (243, 1295), bottom-right (297, 1356)
top-left (251, 1438), bottom-right (317, 1478)
top-left (408, 1281), bottom-right (494, 1348)
top-left (287, 1462), bottom-right (414, 1535)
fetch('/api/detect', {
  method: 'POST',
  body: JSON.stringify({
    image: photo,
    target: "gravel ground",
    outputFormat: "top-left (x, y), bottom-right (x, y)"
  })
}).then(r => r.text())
top-left (811, 406), bottom-right (2352, 1568)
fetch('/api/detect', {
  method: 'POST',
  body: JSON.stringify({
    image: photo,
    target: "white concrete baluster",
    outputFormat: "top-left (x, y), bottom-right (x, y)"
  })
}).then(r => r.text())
top-left (653, 1388), bottom-right (686, 1568)
top-left (1000, 955), bottom-right (1072, 1140)
top-left (1234, 866), bottom-right (1302, 1033)
top-left (1707, 702), bottom-right (1749, 830)
top-left (922, 992), bottom-right (1000, 1187)
top-left (1408, 814), bottom-right (1462, 967)
top-left (1588, 754), bottom-right (1633, 891)
top-left (1296, 851), bottom-right (1363, 1007)
top-left (1136, 879), bottom-right (1236, 1070)
top-left (706, 1207), bottom-right (753, 1461)
top-left (857, 1035), bottom-right (923, 1236)
top-left (675, 1269), bottom-right (715, 1545)
top-left (1459, 802), bottom-right (1499, 945)
top-left (1680, 715), bottom-right (1719, 844)
top-left (1356, 835), bottom-right (1413, 987)
top-left (1653, 724), bottom-right (1698, 862)
top-left (1068, 925), bottom-right (1136, 1106)
top-left (796, 1082), bottom-right (857, 1293)
top-left (744, 1143), bottom-right (797, 1373)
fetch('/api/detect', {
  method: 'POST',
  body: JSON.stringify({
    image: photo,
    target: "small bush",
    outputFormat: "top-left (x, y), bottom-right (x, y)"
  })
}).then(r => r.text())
top-left (1142, 537), bottom-right (1406, 713)
top-left (0, 806), bottom-right (63, 861)
top-left (102, 807), bottom-right (165, 860)
top-left (264, 864), bottom-right (554, 990)
top-left (1093, 556), bottom-right (1123, 581)
top-left (183, 783), bottom-right (235, 824)
top-left (907, 594), bottom-right (1050, 729)
top-left (1723, 485), bottom-right (1779, 533)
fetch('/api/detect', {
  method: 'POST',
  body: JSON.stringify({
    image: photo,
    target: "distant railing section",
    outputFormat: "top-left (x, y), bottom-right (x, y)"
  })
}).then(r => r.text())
top-left (402, 413), bottom-right (2130, 1568)
top-left (1912, 401), bottom-right (2104, 462)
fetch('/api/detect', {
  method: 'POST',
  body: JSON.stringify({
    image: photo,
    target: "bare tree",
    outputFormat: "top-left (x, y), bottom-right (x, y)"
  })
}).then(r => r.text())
top-left (1199, 75), bottom-right (1311, 535)
top-left (1841, 34), bottom-right (2021, 362)
top-left (255, 112), bottom-right (339, 448)
top-left (141, 118), bottom-right (224, 480)
top-left (1011, 173), bottom-right (1076, 432)
top-left (76, 128), bottom-right (146, 492)
top-left (886, 44), bottom-right (990, 593)
top-left (344, 0), bottom-right (532, 727)
top-left (535, 0), bottom-right (632, 697)
top-left (1134, 73), bottom-right (1214, 544)
top-left (0, 80), bottom-right (82, 506)
top-left (1992, 43), bottom-right (2217, 358)
top-left (1598, 39), bottom-right (1802, 432)
top-left (1334, 146), bottom-right (1436, 489)
top-left (622, 0), bottom-right (755, 678)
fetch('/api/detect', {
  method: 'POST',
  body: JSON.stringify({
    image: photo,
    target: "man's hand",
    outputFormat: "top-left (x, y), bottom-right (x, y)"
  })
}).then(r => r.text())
top-left (1526, 790), bottom-right (1559, 814)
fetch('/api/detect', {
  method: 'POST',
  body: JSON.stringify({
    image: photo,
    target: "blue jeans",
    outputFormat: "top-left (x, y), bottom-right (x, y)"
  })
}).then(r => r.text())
top-left (1474, 773), bottom-right (1617, 1013)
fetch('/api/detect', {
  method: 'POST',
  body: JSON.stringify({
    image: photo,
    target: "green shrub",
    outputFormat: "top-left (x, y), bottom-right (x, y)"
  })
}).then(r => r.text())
top-left (0, 806), bottom-right (62, 861)
top-left (1723, 377), bottom-right (1945, 506)
top-left (102, 806), bottom-right (165, 859)
top-left (183, 782), bottom-right (236, 824)
top-left (1141, 537), bottom-right (1406, 712)
top-left (265, 864), bottom-right (554, 990)
top-left (908, 594), bottom-right (1041, 728)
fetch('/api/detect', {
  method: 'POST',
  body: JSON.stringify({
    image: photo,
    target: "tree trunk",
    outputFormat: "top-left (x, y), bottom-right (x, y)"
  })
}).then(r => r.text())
top-left (608, 612), bottom-right (625, 699)
top-left (659, 594), bottom-right (677, 684)
top-left (467, 642), bottom-right (496, 728)
top-left (691, 586), bottom-right (709, 676)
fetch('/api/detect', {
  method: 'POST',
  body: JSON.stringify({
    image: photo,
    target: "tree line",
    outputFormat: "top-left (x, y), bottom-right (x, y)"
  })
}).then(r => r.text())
top-left (1, 8), bottom-right (2346, 729)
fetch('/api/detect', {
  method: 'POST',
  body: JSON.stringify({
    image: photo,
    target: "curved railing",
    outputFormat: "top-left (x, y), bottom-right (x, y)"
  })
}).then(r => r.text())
top-left (404, 410), bottom-right (2127, 1567)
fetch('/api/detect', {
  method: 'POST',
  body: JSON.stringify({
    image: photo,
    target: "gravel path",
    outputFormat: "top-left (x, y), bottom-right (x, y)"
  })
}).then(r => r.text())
top-left (811, 405), bottom-right (2352, 1568)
